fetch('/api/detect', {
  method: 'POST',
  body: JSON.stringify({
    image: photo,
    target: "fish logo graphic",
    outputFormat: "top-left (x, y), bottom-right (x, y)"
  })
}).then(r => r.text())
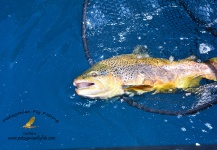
top-left (23, 117), bottom-right (36, 128)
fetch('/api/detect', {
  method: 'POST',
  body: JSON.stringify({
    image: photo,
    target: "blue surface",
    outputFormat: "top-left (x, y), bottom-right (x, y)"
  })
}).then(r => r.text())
top-left (1, 1), bottom-right (217, 149)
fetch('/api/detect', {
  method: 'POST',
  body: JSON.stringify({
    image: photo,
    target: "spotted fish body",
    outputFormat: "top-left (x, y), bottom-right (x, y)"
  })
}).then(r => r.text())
top-left (73, 48), bottom-right (217, 99)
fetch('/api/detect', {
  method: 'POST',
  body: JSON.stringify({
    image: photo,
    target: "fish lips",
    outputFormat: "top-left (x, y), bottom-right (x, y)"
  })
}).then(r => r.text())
top-left (73, 79), bottom-right (101, 97)
top-left (73, 80), bottom-right (95, 89)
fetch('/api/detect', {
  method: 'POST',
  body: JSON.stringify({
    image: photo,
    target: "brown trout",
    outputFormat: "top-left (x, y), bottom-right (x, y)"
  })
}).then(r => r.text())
top-left (73, 47), bottom-right (217, 99)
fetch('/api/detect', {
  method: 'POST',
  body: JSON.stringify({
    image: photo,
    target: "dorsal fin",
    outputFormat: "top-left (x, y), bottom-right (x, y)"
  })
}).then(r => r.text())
top-left (178, 55), bottom-right (197, 63)
top-left (133, 45), bottom-right (150, 58)
top-left (186, 55), bottom-right (197, 61)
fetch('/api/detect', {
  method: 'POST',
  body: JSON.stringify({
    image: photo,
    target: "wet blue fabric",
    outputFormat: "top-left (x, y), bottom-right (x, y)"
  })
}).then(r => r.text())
top-left (1, 1), bottom-right (217, 149)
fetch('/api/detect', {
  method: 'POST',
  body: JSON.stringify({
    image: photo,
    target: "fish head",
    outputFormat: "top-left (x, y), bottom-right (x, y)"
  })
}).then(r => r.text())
top-left (73, 62), bottom-right (123, 99)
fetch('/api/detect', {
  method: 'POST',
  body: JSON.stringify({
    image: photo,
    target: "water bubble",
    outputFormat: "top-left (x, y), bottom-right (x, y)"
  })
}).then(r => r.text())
top-left (181, 127), bottom-right (186, 131)
top-left (199, 43), bottom-right (214, 54)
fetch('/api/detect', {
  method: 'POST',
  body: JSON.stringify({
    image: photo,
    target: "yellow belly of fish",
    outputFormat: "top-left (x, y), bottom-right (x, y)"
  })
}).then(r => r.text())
top-left (153, 75), bottom-right (201, 93)
top-left (123, 75), bottom-right (202, 95)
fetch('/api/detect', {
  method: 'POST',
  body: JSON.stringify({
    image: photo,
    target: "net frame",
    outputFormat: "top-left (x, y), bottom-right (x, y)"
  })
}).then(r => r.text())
top-left (81, 0), bottom-right (217, 115)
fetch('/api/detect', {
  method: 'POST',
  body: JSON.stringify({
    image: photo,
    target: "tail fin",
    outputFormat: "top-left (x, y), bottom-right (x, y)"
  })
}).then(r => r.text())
top-left (204, 57), bottom-right (217, 81)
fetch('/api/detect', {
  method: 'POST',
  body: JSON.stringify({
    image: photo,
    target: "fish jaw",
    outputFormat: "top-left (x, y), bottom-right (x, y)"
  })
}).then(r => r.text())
top-left (73, 75), bottom-right (124, 99)
top-left (73, 79), bottom-right (105, 98)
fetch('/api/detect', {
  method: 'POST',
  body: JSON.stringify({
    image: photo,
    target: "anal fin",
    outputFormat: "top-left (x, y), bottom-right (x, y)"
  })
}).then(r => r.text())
top-left (176, 75), bottom-right (202, 89)
top-left (178, 55), bottom-right (197, 62)
top-left (123, 84), bottom-right (153, 95)
top-left (153, 81), bottom-right (176, 94)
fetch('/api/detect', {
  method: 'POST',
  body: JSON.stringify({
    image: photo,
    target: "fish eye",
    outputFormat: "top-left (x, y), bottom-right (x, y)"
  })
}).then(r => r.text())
top-left (90, 71), bottom-right (98, 77)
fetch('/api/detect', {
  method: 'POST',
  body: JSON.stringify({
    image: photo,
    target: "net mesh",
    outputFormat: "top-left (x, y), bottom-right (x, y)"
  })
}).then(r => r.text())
top-left (82, 0), bottom-right (217, 115)
top-left (84, 0), bottom-right (217, 63)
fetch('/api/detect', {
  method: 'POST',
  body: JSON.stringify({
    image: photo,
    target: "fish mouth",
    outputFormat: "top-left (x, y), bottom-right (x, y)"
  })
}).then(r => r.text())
top-left (73, 79), bottom-right (107, 99)
top-left (73, 81), bottom-right (95, 89)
